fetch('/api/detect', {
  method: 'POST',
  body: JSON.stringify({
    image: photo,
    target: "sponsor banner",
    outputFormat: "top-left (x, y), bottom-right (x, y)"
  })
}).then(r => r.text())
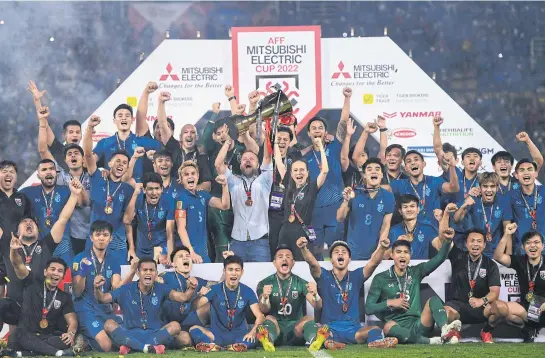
top-left (232, 26), bottom-right (322, 130)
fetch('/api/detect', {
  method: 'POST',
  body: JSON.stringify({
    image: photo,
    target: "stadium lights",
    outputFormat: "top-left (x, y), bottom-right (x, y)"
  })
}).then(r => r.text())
top-left (165, 30), bottom-right (170, 39)
top-left (49, 37), bottom-right (55, 42)
top-left (384, 27), bottom-right (388, 36)
top-left (140, 52), bottom-right (145, 62)
top-left (350, 27), bottom-right (354, 37)
top-left (116, 78), bottom-right (121, 88)
top-left (197, 30), bottom-right (201, 38)
top-left (498, 53), bottom-right (503, 58)
top-left (342, 32), bottom-right (347, 38)
top-left (409, 49), bottom-right (413, 58)
top-left (432, 72), bottom-right (436, 81)
top-left (0, 20), bottom-right (4, 25)
top-left (229, 28), bottom-right (232, 38)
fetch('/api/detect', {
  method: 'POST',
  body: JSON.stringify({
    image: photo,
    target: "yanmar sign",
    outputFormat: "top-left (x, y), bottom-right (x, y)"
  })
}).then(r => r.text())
top-left (383, 111), bottom-right (442, 119)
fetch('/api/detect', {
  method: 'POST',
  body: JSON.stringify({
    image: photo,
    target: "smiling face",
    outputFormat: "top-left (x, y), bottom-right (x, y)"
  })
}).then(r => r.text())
top-left (44, 262), bottom-right (65, 288)
top-left (399, 201), bottom-right (419, 220)
top-left (392, 245), bottom-right (411, 271)
top-left (37, 162), bottom-right (57, 189)
top-left (180, 165), bottom-right (199, 191)
top-left (523, 235), bottom-right (544, 260)
top-left (481, 182), bottom-right (497, 204)
top-left (153, 156), bottom-right (173, 178)
top-left (153, 121), bottom-right (173, 143)
top-left (307, 120), bottom-right (326, 144)
top-left (466, 232), bottom-right (486, 259)
top-left (65, 148), bottom-right (83, 170)
top-left (515, 163), bottom-right (537, 187)
top-left (109, 154), bottom-right (129, 179)
top-left (291, 161), bottom-right (308, 186)
top-left (385, 148), bottom-right (403, 172)
top-left (180, 124), bottom-right (198, 151)
top-left (214, 126), bottom-right (230, 144)
top-left (224, 263), bottom-right (243, 287)
top-left (240, 152), bottom-right (259, 177)
top-left (173, 249), bottom-right (192, 274)
top-left (276, 131), bottom-right (291, 156)
top-left (0, 165), bottom-right (17, 192)
top-left (91, 229), bottom-right (112, 251)
top-left (331, 245), bottom-right (351, 270)
top-left (463, 152), bottom-right (481, 174)
top-left (144, 182), bottom-right (162, 205)
top-left (114, 108), bottom-right (133, 132)
top-left (138, 262), bottom-right (158, 288)
top-left (493, 157), bottom-right (512, 179)
top-left (273, 249), bottom-right (295, 276)
top-left (404, 153), bottom-right (425, 178)
top-left (364, 163), bottom-right (383, 187)
top-left (18, 218), bottom-right (38, 241)
top-left (63, 125), bottom-right (82, 144)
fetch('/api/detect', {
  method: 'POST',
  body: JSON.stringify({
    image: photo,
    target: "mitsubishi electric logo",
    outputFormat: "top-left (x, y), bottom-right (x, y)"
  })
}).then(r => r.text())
top-left (159, 63), bottom-right (180, 81)
top-left (331, 61), bottom-right (351, 79)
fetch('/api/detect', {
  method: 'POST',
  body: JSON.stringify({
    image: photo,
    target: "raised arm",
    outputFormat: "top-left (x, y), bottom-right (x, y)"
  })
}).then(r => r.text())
top-left (340, 119), bottom-right (356, 172)
top-left (208, 175), bottom-right (230, 210)
top-left (441, 155), bottom-right (460, 193)
top-left (169, 277), bottom-right (198, 302)
top-left (248, 90), bottom-right (260, 114)
top-left (214, 137), bottom-right (231, 175)
top-left (336, 87), bottom-right (352, 142)
top-left (50, 179), bottom-right (82, 243)
top-left (273, 141), bottom-right (286, 181)
top-left (353, 122), bottom-right (376, 164)
top-left (94, 275), bottom-right (113, 304)
top-left (454, 196), bottom-right (474, 223)
top-left (305, 282), bottom-right (322, 309)
top-left (136, 82), bottom-right (158, 137)
top-left (225, 85), bottom-right (238, 115)
top-left (296, 237), bottom-right (322, 279)
top-left (37, 106), bottom-right (55, 161)
top-left (157, 91), bottom-right (172, 145)
top-left (83, 115), bottom-right (100, 175)
top-left (336, 187), bottom-right (352, 222)
top-left (516, 132), bottom-right (544, 172)
top-left (202, 103), bottom-right (221, 155)
top-left (432, 116), bottom-right (445, 161)
top-left (376, 116), bottom-right (388, 162)
top-left (315, 137), bottom-right (329, 188)
top-left (257, 283), bottom-right (272, 314)
top-left (123, 186), bottom-right (140, 226)
top-left (363, 238), bottom-right (390, 280)
top-left (494, 223), bottom-right (517, 267)
top-left (9, 234), bottom-right (30, 280)
top-left (240, 130), bottom-right (259, 156)
top-left (420, 227), bottom-right (454, 276)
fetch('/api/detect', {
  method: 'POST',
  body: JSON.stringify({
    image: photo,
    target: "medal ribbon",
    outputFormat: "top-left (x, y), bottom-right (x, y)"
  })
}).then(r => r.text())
top-left (41, 186), bottom-right (55, 218)
top-left (527, 257), bottom-right (543, 296)
top-left (222, 283), bottom-right (241, 330)
top-left (181, 150), bottom-right (197, 164)
top-left (409, 176), bottom-right (426, 210)
top-left (138, 284), bottom-right (154, 329)
top-left (481, 201), bottom-right (494, 239)
top-left (311, 145), bottom-right (327, 171)
top-left (275, 274), bottom-right (293, 315)
top-left (463, 172), bottom-right (478, 198)
top-left (332, 271), bottom-right (350, 313)
top-left (105, 178), bottom-right (123, 205)
top-left (115, 133), bottom-right (126, 151)
top-left (241, 176), bottom-right (257, 204)
top-left (21, 242), bottom-right (38, 265)
top-left (467, 255), bottom-right (483, 296)
top-left (42, 283), bottom-right (58, 320)
top-left (520, 186), bottom-right (538, 229)
top-left (385, 171), bottom-right (403, 185)
top-left (393, 267), bottom-right (409, 299)
top-left (145, 200), bottom-right (158, 240)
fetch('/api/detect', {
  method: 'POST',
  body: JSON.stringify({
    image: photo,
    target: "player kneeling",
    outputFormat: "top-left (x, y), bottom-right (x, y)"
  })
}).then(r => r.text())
top-left (366, 228), bottom-right (462, 345)
top-left (257, 245), bottom-right (328, 352)
top-left (188, 255), bottom-right (271, 352)
top-left (444, 228), bottom-right (509, 343)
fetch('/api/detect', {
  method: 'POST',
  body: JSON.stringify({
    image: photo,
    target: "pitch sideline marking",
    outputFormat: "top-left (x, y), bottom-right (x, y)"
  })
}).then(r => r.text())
top-left (309, 349), bottom-right (333, 358)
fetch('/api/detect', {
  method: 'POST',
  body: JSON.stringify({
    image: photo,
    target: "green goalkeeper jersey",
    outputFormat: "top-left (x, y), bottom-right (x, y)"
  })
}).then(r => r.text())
top-left (257, 273), bottom-right (309, 321)
top-left (365, 242), bottom-right (450, 322)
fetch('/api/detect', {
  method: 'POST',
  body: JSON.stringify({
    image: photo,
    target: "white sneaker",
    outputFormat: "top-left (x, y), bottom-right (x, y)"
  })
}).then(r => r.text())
top-left (429, 337), bottom-right (442, 345)
top-left (441, 320), bottom-right (461, 344)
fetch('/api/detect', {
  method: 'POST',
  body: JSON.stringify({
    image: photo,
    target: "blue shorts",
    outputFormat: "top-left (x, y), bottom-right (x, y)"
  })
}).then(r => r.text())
top-left (128, 328), bottom-right (167, 346)
top-left (311, 201), bottom-right (345, 247)
top-left (137, 243), bottom-right (168, 260)
top-left (209, 327), bottom-right (255, 348)
top-left (78, 310), bottom-right (121, 351)
top-left (327, 320), bottom-right (362, 344)
top-left (161, 300), bottom-right (189, 324)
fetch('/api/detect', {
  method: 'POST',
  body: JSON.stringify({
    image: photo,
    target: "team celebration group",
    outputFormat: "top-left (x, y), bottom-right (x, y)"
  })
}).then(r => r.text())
top-left (0, 80), bottom-right (544, 356)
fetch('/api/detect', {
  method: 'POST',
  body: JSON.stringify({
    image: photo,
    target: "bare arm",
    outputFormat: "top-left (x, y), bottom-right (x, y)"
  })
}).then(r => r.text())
top-left (176, 216), bottom-right (195, 255)
top-left (37, 107), bottom-right (55, 161)
top-left (376, 116), bottom-right (387, 162)
top-left (83, 116), bottom-right (100, 175)
top-left (433, 116), bottom-right (445, 161)
top-left (214, 139), bottom-right (231, 175)
top-left (94, 286), bottom-right (113, 304)
top-left (336, 87), bottom-right (352, 142)
top-left (249, 303), bottom-right (266, 333)
top-left (273, 142), bottom-right (286, 181)
top-left (517, 132), bottom-right (544, 172)
top-left (166, 220), bottom-right (175, 262)
top-left (209, 176), bottom-right (230, 210)
top-left (494, 223), bottom-right (517, 266)
top-left (379, 213), bottom-right (392, 239)
top-left (157, 91), bottom-right (172, 145)
top-left (363, 239), bottom-right (389, 280)
top-left (336, 188), bottom-right (352, 222)
top-left (441, 158), bottom-right (460, 193)
top-left (340, 119), bottom-right (355, 172)
top-left (316, 139), bottom-right (329, 189)
top-left (123, 189), bottom-right (139, 225)
top-left (225, 85), bottom-right (238, 115)
top-left (240, 131), bottom-right (259, 156)
top-left (297, 237), bottom-right (322, 279)
top-left (136, 82), bottom-right (158, 137)
top-left (50, 182), bottom-right (81, 243)
top-left (9, 236), bottom-right (30, 280)
top-left (63, 312), bottom-right (78, 338)
top-left (125, 224), bottom-right (136, 260)
top-left (454, 196), bottom-right (474, 223)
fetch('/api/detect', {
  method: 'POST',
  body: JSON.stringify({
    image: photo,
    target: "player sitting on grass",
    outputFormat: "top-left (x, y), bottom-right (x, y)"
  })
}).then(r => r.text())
top-left (297, 236), bottom-right (398, 350)
top-left (257, 245), bottom-right (328, 351)
top-left (365, 227), bottom-right (462, 345)
top-left (188, 254), bottom-right (272, 352)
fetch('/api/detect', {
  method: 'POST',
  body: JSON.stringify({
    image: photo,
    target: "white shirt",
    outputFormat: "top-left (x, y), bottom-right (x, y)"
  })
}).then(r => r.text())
top-left (226, 162), bottom-right (273, 241)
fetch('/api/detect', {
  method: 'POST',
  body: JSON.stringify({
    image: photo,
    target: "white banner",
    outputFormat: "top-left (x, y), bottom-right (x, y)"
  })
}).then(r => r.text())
top-left (232, 26), bottom-right (322, 126)
top-left (22, 28), bottom-right (513, 188)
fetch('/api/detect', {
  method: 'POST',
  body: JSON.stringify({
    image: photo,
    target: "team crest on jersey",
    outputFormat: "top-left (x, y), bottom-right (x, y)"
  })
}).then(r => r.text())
top-left (287, 158), bottom-right (293, 165)
top-left (479, 268), bottom-right (487, 278)
top-left (540, 271), bottom-right (545, 280)
top-left (15, 198), bottom-right (22, 206)
top-left (106, 269), bottom-right (113, 278)
top-left (292, 291), bottom-right (298, 299)
top-left (35, 245), bottom-right (42, 254)
top-left (377, 201), bottom-right (384, 213)
top-left (54, 299), bottom-right (61, 310)
top-left (424, 185), bottom-right (431, 197)
top-left (92, 321), bottom-right (100, 328)
top-left (238, 300), bottom-right (244, 308)
top-left (200, 197), bottom-right (206, 206)
top-left (158, 210), bottom-right (165, 219)
top-left (417, 232), bottom-right (424, 243)
top-left (538, 195), bottom-right (543, 204)
top-left (512, 183), bottom-right (520, 190)
top-left (297, 192), bottom-right (305, 200)
top-left (132, 142), bottom-right (138, 151)
top-left (54, 192), bottom-right (61, 203)
top-left (119, 194), bottom-right (125, 202)
top-left (494, 207), bottom-right (501, 219)
top-left (152, 296), bottom-right (159, 306)
top-left (406, 276), bottom-right (413, 285)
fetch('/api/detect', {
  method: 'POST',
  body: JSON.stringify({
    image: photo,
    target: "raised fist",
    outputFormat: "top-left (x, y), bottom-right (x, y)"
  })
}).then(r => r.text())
top-left (224, 85), bottom-right (235, 98)
top-left (516, 132), bottom-right (529, 143)
top-left (505, 223), bottom-right (518, 235)
top-left (442, 227), bottom-right (455, 241)
top-left (262, 284), bottom-right (273, 299)
top-left (146, 82), bottom-right (159, 94)
top-left (159, 91), bottom-right (171, 103)
top-left (433, 116), bottom-right (443, 127)
top-left (343, 87), bottom-right (352, 98)
top-left (296, 237), bottom-right (308, 249)
top-left (88, 115), bottom-right (101, 128)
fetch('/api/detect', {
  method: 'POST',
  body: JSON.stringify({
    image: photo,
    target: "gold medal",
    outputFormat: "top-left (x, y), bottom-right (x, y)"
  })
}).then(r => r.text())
top-left (468, 291), bottom-right (473, 298)
top-left (288, 214), bottom-right (295, 223)
top-left (45, 218), bottom-right (52, 227)
top-left (349, 191), bottom-right (355, 199)
top-left (104, 205), bottom-right (113, 215)
top-left (39, 319), bottom-right (48, 329)
top-left (526, 292), bottom-right (534, 303)
top-left (245, 199), bottom-right (253, 207)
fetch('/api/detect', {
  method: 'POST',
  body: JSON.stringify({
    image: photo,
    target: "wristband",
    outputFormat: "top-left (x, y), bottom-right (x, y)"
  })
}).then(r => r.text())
top-left (379, 127), bottom-right (388, 132)
top-left (228, 96), bottom-right (237, 101)
top-left (482, 297), bottom-right (489, 307)
top-left (312, 294), bottom-right (321, 302)
top-left (79, 259), bottom-right (92, 276)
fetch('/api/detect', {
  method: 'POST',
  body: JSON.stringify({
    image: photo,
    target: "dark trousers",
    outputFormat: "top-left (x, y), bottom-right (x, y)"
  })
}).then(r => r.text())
top-left (17, 330), bottom-right (70, 356)
top-left (0, 298), bottom-right (21, 327)
top-left (268, 210), bottom-right (284, 257)
top-left (71, 238), bottom-right (87, 256)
